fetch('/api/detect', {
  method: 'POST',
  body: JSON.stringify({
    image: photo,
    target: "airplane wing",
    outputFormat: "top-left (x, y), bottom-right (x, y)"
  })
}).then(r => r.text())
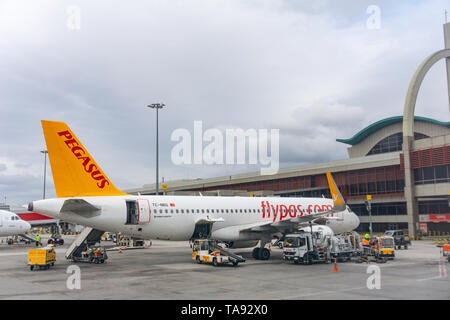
top-left (234, 206), bottom-right (339, 236)
top-left (222, 171), bottom-right (347, 237)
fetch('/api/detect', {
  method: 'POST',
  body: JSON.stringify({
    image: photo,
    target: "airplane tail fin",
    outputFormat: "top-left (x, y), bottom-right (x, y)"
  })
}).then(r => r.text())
top-left (41, 120), bottom-right (127, 198)
top-left (326, 172), bottom-right (346, 211)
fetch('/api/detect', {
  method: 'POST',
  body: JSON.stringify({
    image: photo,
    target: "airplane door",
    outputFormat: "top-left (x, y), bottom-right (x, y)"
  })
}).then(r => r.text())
top-left (137, 199), bottom-right (150, 224)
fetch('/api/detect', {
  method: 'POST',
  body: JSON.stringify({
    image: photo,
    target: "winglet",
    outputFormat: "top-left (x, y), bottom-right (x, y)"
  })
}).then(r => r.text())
top-left (326, 172), bottom-right (346, 211)
top-left (41, 120), bottom-right (128, 198)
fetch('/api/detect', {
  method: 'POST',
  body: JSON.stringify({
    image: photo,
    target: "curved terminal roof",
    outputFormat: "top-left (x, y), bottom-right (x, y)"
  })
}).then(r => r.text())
top-left (336, 116), bottom-right (450, 146)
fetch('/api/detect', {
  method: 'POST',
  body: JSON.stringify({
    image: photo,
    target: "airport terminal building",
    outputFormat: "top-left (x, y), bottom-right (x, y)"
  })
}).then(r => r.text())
top-left (128, 116), bottom-right (450, 234)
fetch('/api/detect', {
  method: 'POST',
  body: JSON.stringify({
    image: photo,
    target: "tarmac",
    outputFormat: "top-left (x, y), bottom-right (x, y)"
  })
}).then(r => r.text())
top-left (0, 235), bottom-right (448, 300)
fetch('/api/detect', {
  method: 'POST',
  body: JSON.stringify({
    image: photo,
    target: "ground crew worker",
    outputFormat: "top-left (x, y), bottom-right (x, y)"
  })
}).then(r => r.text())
top-left (361, 234), bottom-right (370, 246)
top-left (35, 234), bottom-right (40, 247)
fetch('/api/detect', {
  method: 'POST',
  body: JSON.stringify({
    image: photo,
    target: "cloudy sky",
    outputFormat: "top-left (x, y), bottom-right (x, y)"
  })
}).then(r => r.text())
top-left (1, 0), bottom-right (449, 206)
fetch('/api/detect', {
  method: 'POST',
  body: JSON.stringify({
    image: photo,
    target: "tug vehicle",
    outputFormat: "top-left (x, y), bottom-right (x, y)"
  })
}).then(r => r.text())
top-left (28, 246), bottom-right (56, 271)
top-left (372, 236), bottom-right (395, 259)
top-left (360, 236), bottom-right (394, 262)
top-left (192, 239), bottom-right (245, 267)
top-left (72, 247), bottom-right (108, 264)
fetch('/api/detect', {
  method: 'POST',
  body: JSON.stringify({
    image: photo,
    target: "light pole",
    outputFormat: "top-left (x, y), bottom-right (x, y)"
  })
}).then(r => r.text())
top-left (365, 198), bottom-right (372, 238)
top-left (41, 150), bottom-right (48, 199)
top-left (147, 103), bottom-right (165, 195)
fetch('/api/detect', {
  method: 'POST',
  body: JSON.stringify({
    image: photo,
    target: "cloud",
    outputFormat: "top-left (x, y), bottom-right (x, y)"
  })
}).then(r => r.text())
top-left (0, 0), bottom-right (449, 204)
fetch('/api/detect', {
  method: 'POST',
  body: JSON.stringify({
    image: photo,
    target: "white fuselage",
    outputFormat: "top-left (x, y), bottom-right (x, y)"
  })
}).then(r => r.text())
top-left (0, 210), bottom-right (32, 237)
top-left (31, 195), bottom-right (360, 241)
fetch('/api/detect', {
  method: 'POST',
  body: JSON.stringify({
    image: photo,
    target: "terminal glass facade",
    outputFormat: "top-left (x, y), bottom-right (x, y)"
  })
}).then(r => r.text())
top-left (367, 132), bottom-right (428, 155)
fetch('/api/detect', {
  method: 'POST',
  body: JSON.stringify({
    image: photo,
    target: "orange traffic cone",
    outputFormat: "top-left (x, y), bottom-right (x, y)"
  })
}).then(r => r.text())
top-left (333, 258), bottom-right (339, 273)
top-left (118, 247), bottom-right (123, 254)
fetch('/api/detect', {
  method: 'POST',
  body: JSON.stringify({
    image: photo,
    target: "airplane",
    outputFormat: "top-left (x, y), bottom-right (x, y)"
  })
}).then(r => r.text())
top-left (28, 120), bottom-right (360, 260)
top-left (15, 210), bottom-right (58, 227)
top-left (0, 209), bottom-right (32, 237)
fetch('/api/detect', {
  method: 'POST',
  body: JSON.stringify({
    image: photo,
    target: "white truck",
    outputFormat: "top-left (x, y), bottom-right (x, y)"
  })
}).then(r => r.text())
top-left (282, 230), bottom-right (332, 264)
top-left (283, 230), bottom-right (362, 264)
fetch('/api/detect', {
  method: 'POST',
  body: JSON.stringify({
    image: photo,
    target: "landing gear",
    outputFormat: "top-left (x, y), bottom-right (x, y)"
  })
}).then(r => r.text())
top-left (252, 246), bottom-right (270, 260)
top-left (259, 248), bottom-right (270, 260)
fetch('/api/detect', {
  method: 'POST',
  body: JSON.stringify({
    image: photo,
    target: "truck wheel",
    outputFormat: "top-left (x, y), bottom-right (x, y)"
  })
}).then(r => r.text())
top-left (213, 258), bottom-right (218, 267)
top-left (294, 260), bottom-right (299, 265)
top-left (196, 256), bottom-right (202, 264)
top-left (30, 265), bottom-right (34, 271)
top-left (404, 245), bottom-right (408, 250)
top-left (232, 261), bottom-right (238, 267)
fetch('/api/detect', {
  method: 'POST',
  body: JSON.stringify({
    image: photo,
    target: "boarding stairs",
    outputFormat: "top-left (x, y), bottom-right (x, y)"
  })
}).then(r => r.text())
top-left (65, 227), bottom-right (104, 260)
top-left (19, 233), bottom-right (35, 243)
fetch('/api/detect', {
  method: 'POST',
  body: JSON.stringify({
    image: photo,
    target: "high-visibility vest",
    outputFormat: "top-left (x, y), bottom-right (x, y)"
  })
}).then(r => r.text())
top-left (36, 235), bottom-right (40, 241)
top-left (362, 239), bottom-right (369, 245)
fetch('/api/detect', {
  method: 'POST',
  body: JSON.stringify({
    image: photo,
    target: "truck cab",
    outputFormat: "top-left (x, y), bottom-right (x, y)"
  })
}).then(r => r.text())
top-left (372, 236), bottom-right (395, 259)
top-left (282, 231), bottom-right (331, 265)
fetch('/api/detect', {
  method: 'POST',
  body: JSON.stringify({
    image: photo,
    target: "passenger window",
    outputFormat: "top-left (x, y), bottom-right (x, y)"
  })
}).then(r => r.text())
top-left (165, 209), bottom-right (168, 213)
top-left (226, 209), bottom-right (229, 213)
top-left (201, 209), bottom-right (205, 213)
top-left (181, 209), bottom-right (184, 213)
top-left (176, 209), bottom-right (179, 213)
top-left (197, 209), bottom-right (200, 213)
top-left (186, 209), bottom-right (190, 213)
top-left (170, 210), bottom-right (174, 214)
